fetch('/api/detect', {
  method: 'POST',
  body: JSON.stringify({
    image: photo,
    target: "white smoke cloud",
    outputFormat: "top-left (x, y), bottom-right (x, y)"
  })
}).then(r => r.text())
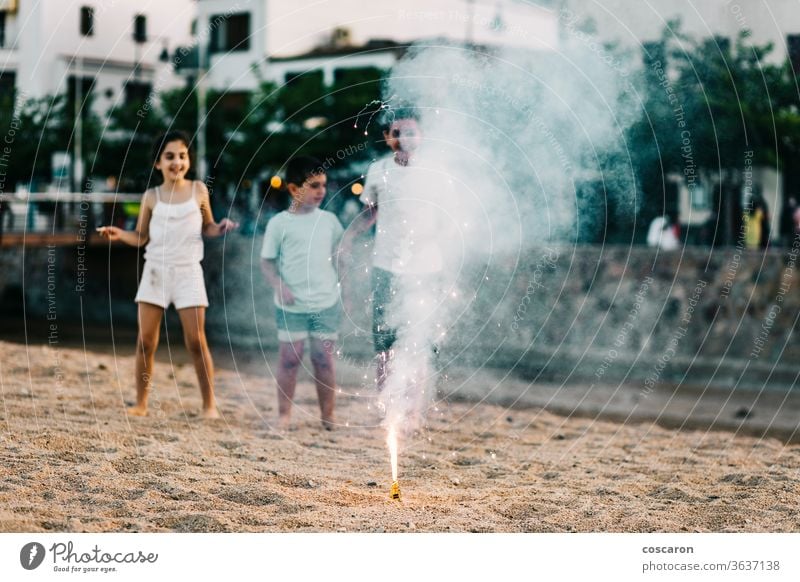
top-left (377, 39), bottom-right (639, 431)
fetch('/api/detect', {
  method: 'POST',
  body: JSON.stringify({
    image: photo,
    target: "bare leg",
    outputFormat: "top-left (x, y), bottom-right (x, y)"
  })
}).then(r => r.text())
top-left (276, 340), bottom-right (305, 429)
top-left (374, 349), bottom-right (393, 420)
top-left (310, 337), bottom-right (336, 429)
top-left (178, 306), bottom-right (218, 419)
top-left (376, 350), bottom-right (391, 391)
top-left (405, 359), bottom-right (431, 434)
top-left (130, 302), bottom-right (164, 416)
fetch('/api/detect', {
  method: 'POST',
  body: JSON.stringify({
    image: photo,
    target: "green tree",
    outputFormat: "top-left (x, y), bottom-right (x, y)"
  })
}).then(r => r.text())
top-left (94, 94), bottom-right (167, 192)
top-left (628, 22), bottom-right (798, 244)
top-left (0, 91), bottom-right (100, 191)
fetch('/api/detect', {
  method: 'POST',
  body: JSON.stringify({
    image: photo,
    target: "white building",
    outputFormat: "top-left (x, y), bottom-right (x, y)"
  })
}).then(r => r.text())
top-left (264, 0), bottom-right (560, 56)
top-left (190, 0), bottom-right (268, 92)
top-left (0, 0), bottom-right (193, 115)
top-left (195, 0), bottom-right (560, 92)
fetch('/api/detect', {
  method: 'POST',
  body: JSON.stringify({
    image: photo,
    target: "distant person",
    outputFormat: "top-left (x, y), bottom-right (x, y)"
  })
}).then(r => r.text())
top-left (260, 156), bottom-right (344, 431)
top-left (780, 196), bottom-right (800, 246)
top-left (744, 195), bottom-right (769, 249)
top-left (0, 196), bottom-right (12, 233)
top-left (343, 110), bottom-right (445, 428)
top-left (794, 201), bottom-right (800, 244)
top-left (646, 213), bottom-right (680, 250)
top-left (98, 130), bottom-right (238, 419)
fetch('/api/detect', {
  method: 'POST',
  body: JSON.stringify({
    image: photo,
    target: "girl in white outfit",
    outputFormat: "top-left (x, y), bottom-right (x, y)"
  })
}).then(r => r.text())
top-left (98, 131), bottom-right (237, 419)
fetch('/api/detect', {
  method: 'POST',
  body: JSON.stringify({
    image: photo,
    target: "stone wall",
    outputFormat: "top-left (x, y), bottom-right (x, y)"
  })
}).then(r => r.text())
top-left (4, 236), bottom-right (798, 390)
top-left (216, 238), bottom-right (798, 391)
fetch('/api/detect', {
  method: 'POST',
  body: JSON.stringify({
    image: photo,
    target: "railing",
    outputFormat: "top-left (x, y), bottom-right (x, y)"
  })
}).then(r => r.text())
top-left (0, 192), bottom-right (143, 246)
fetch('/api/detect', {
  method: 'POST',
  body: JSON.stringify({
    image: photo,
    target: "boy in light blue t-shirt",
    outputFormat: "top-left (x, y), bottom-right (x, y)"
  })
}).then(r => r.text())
top-left (261, 156), bottom-right (344, 430)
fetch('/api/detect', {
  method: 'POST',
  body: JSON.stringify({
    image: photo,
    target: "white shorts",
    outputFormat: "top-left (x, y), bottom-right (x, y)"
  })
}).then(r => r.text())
top-left (135, 262), bottom-right (209, 310)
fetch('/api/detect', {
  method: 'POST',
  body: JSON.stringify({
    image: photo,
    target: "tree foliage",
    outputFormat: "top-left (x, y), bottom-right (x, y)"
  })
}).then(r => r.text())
top-left (626, 21), bottom-right (800, 241)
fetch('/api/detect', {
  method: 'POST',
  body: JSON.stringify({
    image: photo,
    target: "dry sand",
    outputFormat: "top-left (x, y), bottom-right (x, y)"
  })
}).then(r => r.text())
top-left (1, 339), bottom-right (799, 533)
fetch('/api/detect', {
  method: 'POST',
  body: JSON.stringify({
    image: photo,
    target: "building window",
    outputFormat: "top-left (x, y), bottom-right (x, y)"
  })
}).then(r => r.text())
top-left (124, 81), bottom-right (151, 106)
top-left (80, 6), bottom-right (94, 37)
top-left (209, 12), bottom-right (250, 53)
top-left (788, 34), bottom-right (800, 76)
top-left (0, 72), bottom-right (15, 95)
top-left (690, 184), bottom-right (710, 211)
top-left (133, 14), bottom-right (147, 43)
top-left (67, 76), bottom-right (95, 117)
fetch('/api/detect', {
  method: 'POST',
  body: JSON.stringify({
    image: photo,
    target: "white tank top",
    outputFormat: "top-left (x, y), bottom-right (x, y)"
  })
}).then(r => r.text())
top-left (143, 183), bottom-right (204, 266)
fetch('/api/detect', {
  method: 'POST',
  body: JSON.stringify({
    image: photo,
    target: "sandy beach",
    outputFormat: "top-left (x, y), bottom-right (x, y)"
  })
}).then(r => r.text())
top-left (1, 338), bottom-right (799, 533)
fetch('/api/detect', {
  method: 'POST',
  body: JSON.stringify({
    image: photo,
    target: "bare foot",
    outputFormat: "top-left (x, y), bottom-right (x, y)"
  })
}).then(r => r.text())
top-left (321, 417), bottom-right (336, 431)
top-left (127, 405), bottom-right (148, 417)
top-left (275, 414), bottom-right (295, 432)
top-left (201, 407), bottom-right (220, 420)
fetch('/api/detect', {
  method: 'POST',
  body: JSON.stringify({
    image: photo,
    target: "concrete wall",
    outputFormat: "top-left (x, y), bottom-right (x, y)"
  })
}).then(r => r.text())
top-left (4, 236), bottom-right (799, 390)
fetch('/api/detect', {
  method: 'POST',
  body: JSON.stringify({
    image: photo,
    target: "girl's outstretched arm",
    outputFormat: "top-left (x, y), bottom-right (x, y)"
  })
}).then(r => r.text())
top-left (97, 190), bottom-right (154, 247)
top-left (198, 182), bottom-right (238, 237)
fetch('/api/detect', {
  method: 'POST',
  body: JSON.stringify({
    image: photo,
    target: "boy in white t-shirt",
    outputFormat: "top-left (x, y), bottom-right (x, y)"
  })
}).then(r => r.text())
top-left (345, 112), bottom-right (444, 398)
top-left (261, 156), bottom-right (344, 430)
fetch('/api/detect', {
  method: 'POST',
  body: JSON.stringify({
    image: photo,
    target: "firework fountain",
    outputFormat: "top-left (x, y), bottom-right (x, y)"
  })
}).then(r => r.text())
top-left (371, 38), bottom-right (638, 497)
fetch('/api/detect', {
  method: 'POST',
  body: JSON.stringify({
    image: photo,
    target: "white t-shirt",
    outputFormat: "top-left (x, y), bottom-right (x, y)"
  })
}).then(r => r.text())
top-left (646, 216), bottom-right (679, 250)
top-left (261, 209), bottom-right (344, 312)
top-left (362, 155), bottom-right (443, 275)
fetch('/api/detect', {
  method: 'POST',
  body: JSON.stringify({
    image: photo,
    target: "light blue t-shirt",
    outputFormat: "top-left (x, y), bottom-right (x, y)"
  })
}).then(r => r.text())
top-left (261, 208), bottom-right (344, 313)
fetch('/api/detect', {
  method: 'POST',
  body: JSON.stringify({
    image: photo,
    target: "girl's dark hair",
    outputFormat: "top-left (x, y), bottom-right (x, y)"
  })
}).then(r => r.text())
top-left (151, 130), bottom-right (196, 176)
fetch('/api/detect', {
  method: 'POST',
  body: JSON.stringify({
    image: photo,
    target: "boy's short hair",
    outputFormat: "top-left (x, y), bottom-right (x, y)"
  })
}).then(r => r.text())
top-left (381, 104), bottom-right (419, 131)
top-left (285, 155), bottom-right (324, 187)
